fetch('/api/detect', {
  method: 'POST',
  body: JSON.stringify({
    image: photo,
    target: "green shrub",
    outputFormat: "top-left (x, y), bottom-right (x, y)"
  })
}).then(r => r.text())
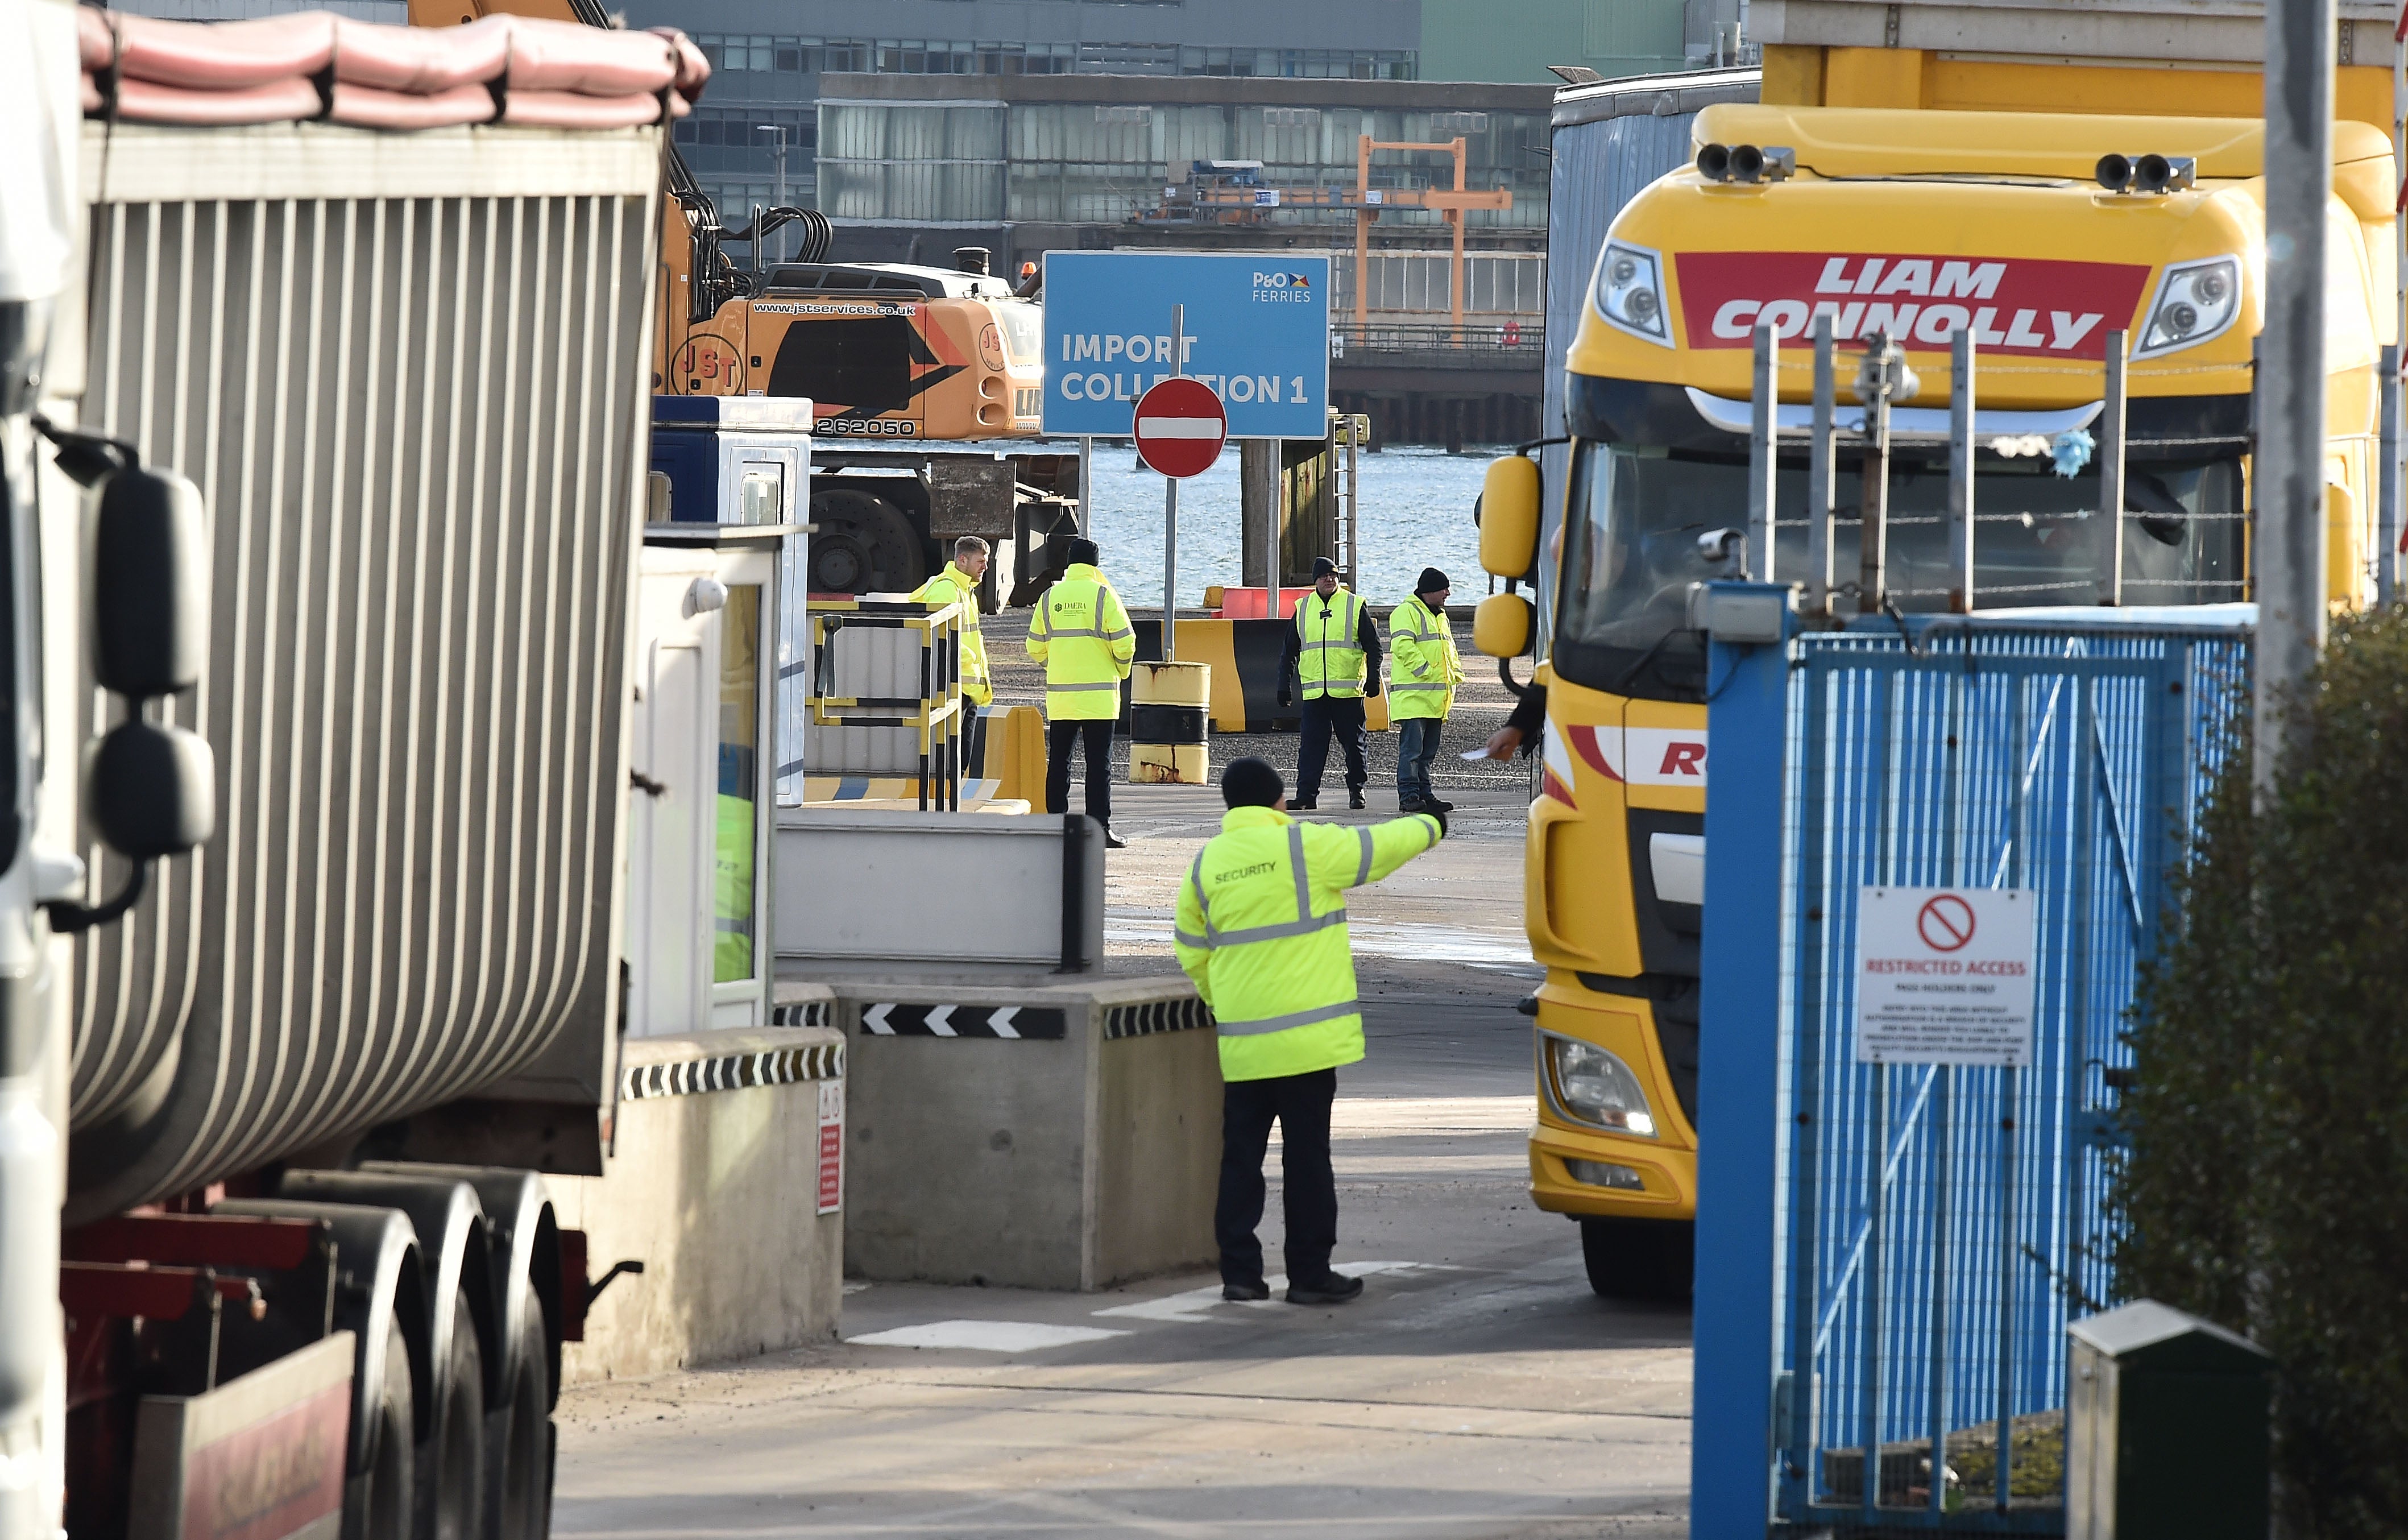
top-left (2121, 607), bottom-right (2408, 1537)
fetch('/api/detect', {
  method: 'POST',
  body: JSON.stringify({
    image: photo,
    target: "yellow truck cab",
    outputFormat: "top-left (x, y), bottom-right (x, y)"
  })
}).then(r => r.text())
top-left (1482, 27), bottom-right (2400, 1299)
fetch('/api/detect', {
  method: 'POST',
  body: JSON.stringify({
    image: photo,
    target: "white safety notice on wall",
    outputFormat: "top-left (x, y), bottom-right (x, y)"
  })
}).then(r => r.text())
top-left (1854, 887), bottom-right (2037, 1066)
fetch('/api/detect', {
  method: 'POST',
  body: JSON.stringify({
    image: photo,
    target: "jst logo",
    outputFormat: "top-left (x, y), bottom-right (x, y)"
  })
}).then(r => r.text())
top-left (1673, 251), bottom-right (2151, 359)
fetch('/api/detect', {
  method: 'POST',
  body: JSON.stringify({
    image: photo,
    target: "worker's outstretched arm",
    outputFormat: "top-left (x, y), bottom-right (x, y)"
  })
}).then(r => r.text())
top-left (1101, 585), bottom-right (1137, 670)
top-left (1174, 864), bottom-right (1214, 1007)
top-left (1304, 812), bottom-right (1442, 895)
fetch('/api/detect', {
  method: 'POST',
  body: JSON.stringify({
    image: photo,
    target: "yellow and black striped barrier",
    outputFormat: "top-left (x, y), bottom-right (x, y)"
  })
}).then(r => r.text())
top-left (1130, 661), bottom-right (1210, 783)
top-left (1128, 620), bottom-right (1389, 735)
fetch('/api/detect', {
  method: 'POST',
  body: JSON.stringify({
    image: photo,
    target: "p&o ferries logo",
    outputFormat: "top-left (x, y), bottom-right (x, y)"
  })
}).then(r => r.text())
top-left (1252, 271), bottom-right (1316, 304)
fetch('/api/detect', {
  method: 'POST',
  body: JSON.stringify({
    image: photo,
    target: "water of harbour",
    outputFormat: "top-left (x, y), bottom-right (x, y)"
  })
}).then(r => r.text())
top-left (1060, 441), bottom-right (1500, 608)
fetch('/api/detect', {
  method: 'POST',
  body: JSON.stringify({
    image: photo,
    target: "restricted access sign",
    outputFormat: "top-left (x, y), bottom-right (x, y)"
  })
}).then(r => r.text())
top-left (1133, 377), bottom-right (1226, 478)
top-left (1854, 886), bottom-right (2038, 1066)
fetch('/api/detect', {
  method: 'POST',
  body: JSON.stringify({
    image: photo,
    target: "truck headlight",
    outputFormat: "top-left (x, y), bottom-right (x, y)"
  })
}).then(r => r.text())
top-left (1544, 1033), bottom-right (1658, 1137)
top-left (1593, 241), bottom-right (1671, 347)
top-left (2132, 256), bottom-right (2240, 359)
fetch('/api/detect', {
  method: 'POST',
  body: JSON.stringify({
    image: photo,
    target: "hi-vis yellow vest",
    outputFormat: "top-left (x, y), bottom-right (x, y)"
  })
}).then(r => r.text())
top-left (1386, 593), bottom-right (1461, 721)
top-left (1025, 563), bottom-right (1134, 721)
top-left (908, 561), bottom-right (992, 707)
top-left (1175, 805), bottom-right (1443, 1081)
top-left (1294, 587), bottom-right (1366, 700)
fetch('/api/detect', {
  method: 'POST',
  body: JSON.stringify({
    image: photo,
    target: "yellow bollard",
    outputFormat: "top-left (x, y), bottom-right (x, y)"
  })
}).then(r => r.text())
top-left (1129, 661), bottom-right (1211, 784)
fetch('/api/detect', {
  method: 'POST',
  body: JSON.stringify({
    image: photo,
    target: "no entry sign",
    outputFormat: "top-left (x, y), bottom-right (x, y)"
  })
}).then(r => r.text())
top-left (1855, 885), bottom-right (2037, 1066)
top-left (1133, 377), bottom-right (1226, 478)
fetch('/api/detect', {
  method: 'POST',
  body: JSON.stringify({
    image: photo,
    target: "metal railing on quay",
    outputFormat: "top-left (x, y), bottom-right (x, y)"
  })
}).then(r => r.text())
top-left (1329, 317), bottom-right (1545, 360)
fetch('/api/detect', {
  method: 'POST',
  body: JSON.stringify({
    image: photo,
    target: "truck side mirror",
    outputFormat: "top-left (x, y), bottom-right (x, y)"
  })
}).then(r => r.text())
top-left (92, 465), bottom-right (208, 697)
top-left (1473, 592), bottom-right (1534, 659)
top-left (88, 719), bottom-right (215, 860)
top-left (36, 450), bottom-right (217, 933)
top-left (1479, 456), bottom-right (1540, 578)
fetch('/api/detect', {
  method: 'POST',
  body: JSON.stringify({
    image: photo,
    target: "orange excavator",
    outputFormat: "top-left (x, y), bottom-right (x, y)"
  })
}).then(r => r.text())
top-left (409, 0), bottom-right (1079, 598)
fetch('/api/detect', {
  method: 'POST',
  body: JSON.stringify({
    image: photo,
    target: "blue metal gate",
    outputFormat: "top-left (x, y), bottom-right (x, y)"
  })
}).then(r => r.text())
top-left (1692, 598), bottom-right (2249, 1535)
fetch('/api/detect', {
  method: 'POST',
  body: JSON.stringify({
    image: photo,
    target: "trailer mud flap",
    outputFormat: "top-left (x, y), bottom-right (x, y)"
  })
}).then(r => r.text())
top-left (128, 1330), bottom-right (354, 1540)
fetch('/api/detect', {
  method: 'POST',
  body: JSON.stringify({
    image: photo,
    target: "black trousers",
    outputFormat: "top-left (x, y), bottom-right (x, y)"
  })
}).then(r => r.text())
top-left (1045, 717), bottom-right (1114, 827)
top-left (1296, 696), bottom-right (1369, 801)
top-left (1216, 1067), bottom-right (1338, 1287)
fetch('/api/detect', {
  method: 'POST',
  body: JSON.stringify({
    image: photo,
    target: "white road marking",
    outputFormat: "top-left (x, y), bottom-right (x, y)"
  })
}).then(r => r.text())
top-left (848, 1320), bottom-right (1131, 1352)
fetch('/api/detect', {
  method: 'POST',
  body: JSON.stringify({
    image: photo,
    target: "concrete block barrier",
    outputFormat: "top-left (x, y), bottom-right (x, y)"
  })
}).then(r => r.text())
top-left (832, 976), bottom-right (1219, 1291)
top-left (556, 988), bottom-right (846, 1382)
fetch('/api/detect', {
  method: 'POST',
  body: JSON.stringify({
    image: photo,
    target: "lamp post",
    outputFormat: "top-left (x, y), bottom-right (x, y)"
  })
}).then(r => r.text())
top-left (754, 124), bottom-right (789, 262)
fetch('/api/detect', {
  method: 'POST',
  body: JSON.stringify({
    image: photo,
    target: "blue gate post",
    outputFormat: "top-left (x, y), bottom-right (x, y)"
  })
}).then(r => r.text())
top-left (1693, 582), bottom-right (1799, 1537)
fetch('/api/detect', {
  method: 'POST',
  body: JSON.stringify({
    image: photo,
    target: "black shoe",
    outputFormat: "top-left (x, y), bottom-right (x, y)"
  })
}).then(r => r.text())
top-left (1103, 829), bottom-right (1128, 850)
top-left (1423, 797), bottom-right (1455, 814)
top-left (1399, 796), bottom-right (1428, 813)
top-left (1291, 797), bottom-right (1318, 811)
top-left (1286, 1273), bottom-right (1365, 1305)
top-left (1222, 1279), bottom-right (1271, 1302)
top-left (1348, 788), bottom-right (1367, 810)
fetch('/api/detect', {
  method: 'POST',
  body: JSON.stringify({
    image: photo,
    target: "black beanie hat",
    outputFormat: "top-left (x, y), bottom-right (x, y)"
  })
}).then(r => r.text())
top-left (1064, 536), bottom-right (1101, 568)
top-left (1417, 566), bottom-right (1450, 595)
top-left (1221, 756), bottom-right (1285, 809)
top-left (1311, 556), bottom-right (1338, 578)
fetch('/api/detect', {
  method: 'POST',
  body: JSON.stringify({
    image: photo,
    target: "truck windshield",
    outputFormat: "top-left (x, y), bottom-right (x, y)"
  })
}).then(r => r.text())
top-left (1552, 437), bottom-right (2247, 702)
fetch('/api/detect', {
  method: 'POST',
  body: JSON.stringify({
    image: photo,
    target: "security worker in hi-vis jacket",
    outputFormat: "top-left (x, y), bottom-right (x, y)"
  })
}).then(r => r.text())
top-left (1276, 557), bottom-right (1383, 810)
top-left (1176, 756), bottom-right (1445, 1305)
top-left (1026, 537), bottom-right (1135, 847)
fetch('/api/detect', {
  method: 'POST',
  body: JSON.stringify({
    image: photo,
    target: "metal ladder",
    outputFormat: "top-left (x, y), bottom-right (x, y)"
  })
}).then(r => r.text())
top-left (1331, 412), bottom-right (1370, 590)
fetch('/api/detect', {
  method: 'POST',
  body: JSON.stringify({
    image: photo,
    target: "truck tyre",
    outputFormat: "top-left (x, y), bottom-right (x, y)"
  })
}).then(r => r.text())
top-left (1579, 1217), bottom-right (1694, 1303)
top-left (809, 488), bottom-right (926, 594)
top-left (347, 1319), bottom-right (415, 1540)
top-left (490, 1275), bottom-right (554, 1540)
top-left (422, 1285), bottom-right (487, 1540)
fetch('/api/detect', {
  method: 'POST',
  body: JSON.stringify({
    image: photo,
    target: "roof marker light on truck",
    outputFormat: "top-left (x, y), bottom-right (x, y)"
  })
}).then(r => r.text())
top-left (2096, 153), bottom-right (2196, 194)
top-left (1697, 143), bottom-right (1793, 185)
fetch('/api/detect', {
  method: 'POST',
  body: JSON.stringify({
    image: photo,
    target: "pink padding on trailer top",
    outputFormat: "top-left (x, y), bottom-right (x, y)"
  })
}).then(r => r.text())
top-left (500, 15), bottom-right (677, 96)
top-left (327, 80), bottom-right (496, 131)
top-left (77, 6), bottom-right (711, 127)
top-left (648, 27), bottom-right (712, 101)
top-left (109, 75), bottom-right (326, 127)
top-left (330, 15), bottom-right (512, 92)
top-left (108, 11), bottom-right (338, 88)
top-left (499, 89), bottom-right (666, 131)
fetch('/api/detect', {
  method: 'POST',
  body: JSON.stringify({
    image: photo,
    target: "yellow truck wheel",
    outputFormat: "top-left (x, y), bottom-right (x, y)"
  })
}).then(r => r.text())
top-left (1579, 1216), bottom-right (1693, 1302)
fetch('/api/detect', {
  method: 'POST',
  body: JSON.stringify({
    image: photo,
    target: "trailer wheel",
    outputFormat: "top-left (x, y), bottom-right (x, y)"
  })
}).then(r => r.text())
top-left (1578, 1216), bottom-right (1694, 1303)
top-left (491, 1275), bottom-right (554, 1540)
top-left (349, 1319), bottom-right (415, 1540)
top-left (809, 488), bottom-right (926, 593)
top-left (422, 1286), bottom-right (487, 1540)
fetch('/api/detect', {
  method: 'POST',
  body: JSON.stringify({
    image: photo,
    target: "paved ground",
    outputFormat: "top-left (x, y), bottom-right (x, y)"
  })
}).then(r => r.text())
top-left (553, 753), bottom-right (1694, 1538)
